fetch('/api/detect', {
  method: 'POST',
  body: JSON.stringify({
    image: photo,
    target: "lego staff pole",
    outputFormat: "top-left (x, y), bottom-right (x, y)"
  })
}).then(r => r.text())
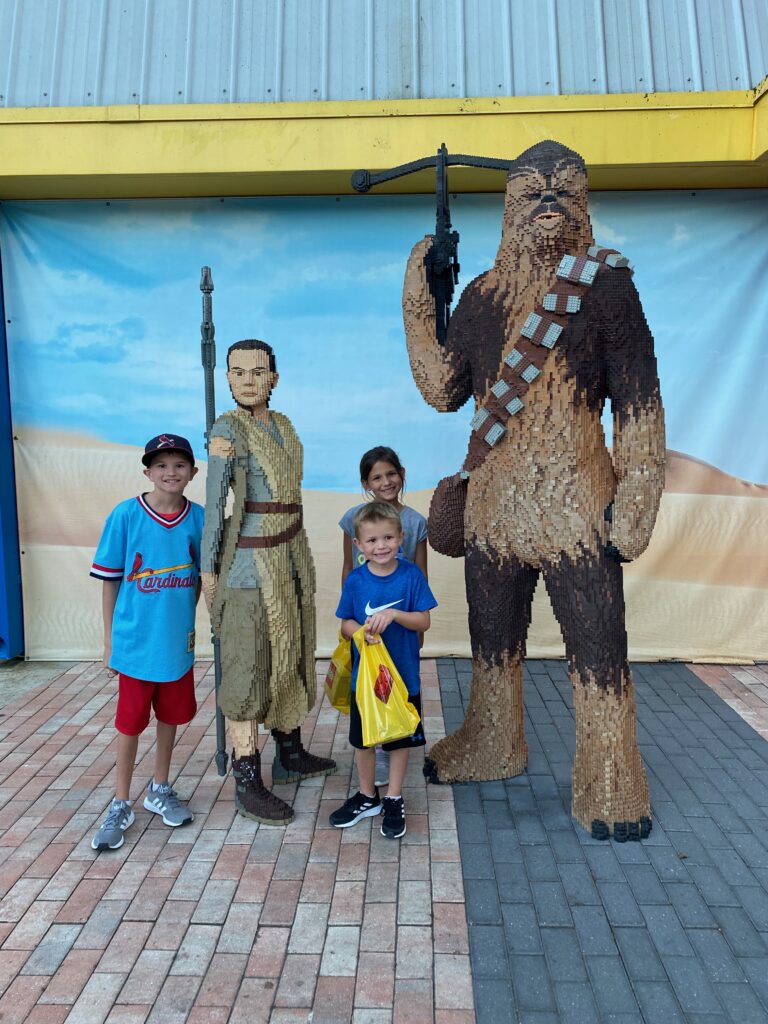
top-left (200, 266), bottom-right (228, 777)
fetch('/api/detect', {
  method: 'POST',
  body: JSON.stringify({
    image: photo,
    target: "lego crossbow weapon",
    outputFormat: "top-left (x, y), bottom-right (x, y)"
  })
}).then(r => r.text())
top-left (351, 144), bottom-right (516, 345)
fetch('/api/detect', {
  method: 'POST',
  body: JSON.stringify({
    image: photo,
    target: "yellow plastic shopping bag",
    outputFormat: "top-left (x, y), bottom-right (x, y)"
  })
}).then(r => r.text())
top-left (353, 626), bottom-right (421, 747)
top-left (324, 630), bottom-right (352, 714)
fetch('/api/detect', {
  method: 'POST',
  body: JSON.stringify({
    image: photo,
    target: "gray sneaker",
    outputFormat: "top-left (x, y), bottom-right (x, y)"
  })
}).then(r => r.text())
top-left (91, 799), bottom-right (135, 851)
top-left (143, 781), bottom-right (193, 827)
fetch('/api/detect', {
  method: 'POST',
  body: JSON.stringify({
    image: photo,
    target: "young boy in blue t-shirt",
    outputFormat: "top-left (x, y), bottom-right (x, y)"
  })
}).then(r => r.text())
top-left (89, 434), bottom-right (204, 851)
top-left (330, 501), bottom-right (437, 839)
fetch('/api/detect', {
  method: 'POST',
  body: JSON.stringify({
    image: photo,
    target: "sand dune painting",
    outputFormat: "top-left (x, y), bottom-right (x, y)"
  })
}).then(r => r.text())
top-left (12, 430), bottom-right (768, 662)
top-left (2, 189), bottom-right (767, 661)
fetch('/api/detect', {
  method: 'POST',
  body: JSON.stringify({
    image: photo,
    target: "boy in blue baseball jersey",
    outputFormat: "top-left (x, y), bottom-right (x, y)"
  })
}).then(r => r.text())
top-left (330, 501), bottom-right (437, 839)
top-left (89, 434), bottom-right (204, 851)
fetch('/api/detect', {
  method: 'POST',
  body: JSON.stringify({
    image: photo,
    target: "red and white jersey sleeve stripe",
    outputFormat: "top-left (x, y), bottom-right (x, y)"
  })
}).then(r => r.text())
top-left (90, 561), bottom-right (124, 581)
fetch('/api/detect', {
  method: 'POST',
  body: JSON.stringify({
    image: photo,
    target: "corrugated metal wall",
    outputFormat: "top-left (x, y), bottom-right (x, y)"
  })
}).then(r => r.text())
top-left (0, 0), bottom-right (765, 108)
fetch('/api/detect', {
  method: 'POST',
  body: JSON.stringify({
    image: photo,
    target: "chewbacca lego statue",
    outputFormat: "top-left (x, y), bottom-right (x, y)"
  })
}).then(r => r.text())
top-left (402, 140), bottom-right (665, 840)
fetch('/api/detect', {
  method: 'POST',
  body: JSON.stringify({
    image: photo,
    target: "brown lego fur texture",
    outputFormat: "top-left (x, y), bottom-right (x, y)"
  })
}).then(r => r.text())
top-left (403, 140), bottom-right (665, 838)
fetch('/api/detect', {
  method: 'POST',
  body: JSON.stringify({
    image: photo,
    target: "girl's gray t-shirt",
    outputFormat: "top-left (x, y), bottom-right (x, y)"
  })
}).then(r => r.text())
top-left (339, 503), bottom-right (428, 569)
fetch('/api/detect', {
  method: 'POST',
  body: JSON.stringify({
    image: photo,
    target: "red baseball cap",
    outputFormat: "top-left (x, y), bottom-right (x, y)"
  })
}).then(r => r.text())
top-left (142, 434), bottom-right (195, 466)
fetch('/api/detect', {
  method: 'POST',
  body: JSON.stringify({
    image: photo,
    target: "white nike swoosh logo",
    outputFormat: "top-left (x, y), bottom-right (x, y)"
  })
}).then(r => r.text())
top-left (365, 599), bottom-right (403, 616)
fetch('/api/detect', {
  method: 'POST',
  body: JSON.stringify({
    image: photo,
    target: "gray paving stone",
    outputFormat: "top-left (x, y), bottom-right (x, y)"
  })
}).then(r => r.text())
top-left (711, 906), bottom-right (768, 957)
top-left (514, 811), bottom-right (548, 845)
top-left (738, 957), bottom-right (768, 1006)
top-left (713, 982), bottom-right (768, 1023)
top-left (634, 981), bottom-right (686, 1023)
top-left (686, 864), bottom-right (741, 907)
top-left (664, 954), bottom-right (721, 1013)
top-left (596, 881), bottom-right (644, 927)
top-left (668, 831), bottom-right (715, 866)
top-left (531, 881), bottom-right (572, 927)
top-left (474, 977), bottom-right (516, 1023)
top-left (510, 954), bottom-right (555, 1012)
top-left (585, 955), bottom-right (637, 1015)
top-left (621, 863), bottom-right (668, 906)
top-left (523, 844), bottom-right (559, 882)
top-left (501, 902), bottom-right (542, 954)
top-left (583, 845), bottom-right (623, 882)
top-left (461, 843), bottom-right (494, 880)
top-left (666, 881), bottom-right (717, 927)
top-left (571, 906), bottom-right (618, 956)
top-left (497, 869), bottom-right (532, 904)
top-left (488, 828), bottom-right (523, 864)
top-left (688, 815), bottom-right (731, 849)
top-left (540, 927), bottom-right (587, 982)
top-left (458, 811), bottom-right (489, 844)
top-left (648, 845), bottom-right (691, 882)
top-left (687, 930), bottom-right (746, 983)
top-left (549, 830), bottom-right (584, 864)
top-left (641, 905), bottom-right (695, 956)
top-left (469, 924), bottom-right (509, 979)
top-left (730, 832), bottom-right (768, 868)
top-left (465, 877), bottom-right (502, 925)
top-left (613, 927), bottom-right (666, 981)
top-left (559, 863), bottom-right (600, 907)
top-left (553, 981), bottom-right (599, 1023)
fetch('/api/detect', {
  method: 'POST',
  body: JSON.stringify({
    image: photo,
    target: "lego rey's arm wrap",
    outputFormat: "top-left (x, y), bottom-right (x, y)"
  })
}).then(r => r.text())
top-left (402, 236), bottom-right (472, 412)
top-left (200, 432), bottom-right (237, 609)
top-left (604, 276), bottom-right (666, 562)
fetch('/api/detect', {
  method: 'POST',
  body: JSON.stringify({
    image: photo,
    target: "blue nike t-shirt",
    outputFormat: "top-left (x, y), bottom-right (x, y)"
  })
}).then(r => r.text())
top-left (90, 495), bottom-right (204, 682)
top-left (336, 560), bottom-right (437, 696)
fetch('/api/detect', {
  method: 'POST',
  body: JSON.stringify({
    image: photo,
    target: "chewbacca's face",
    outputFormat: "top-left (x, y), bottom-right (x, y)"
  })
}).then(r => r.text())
top-left (502, 148), bottom-right (590, 250)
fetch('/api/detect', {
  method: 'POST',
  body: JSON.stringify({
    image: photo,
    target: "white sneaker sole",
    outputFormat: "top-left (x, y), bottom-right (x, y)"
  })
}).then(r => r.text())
top-left (331, 804), bottom-right (382, 828)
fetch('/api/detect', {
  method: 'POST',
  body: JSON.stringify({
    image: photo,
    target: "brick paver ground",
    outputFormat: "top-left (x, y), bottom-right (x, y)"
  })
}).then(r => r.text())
top-left (439, 659), bottom-right (768, 1023)
top-left (0, 657), bottom-right (766, 1022)
top-left (0, 658), bottom-right (472, 1023)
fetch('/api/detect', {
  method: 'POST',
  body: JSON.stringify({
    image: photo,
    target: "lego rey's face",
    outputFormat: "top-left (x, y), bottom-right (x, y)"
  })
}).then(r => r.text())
top-left (227, 349), bottom-right (278, 410)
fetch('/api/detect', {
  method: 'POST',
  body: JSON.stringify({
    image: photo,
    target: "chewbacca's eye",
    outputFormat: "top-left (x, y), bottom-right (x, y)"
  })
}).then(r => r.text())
top-left (524, 192), bottom-right (540, 200)
top-left (557, 190), bottom-right (573, 198)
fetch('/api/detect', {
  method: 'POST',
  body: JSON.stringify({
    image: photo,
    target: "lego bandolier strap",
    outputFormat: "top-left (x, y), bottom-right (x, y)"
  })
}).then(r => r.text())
top-left (428, 246), bottom-right (634, 558)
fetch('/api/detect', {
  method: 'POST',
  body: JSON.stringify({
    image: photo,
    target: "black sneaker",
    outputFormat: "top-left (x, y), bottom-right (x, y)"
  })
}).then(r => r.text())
top-left (381, 796), bottom-right (406, 839)
top-left (329, 789), bottom-right (382, 828)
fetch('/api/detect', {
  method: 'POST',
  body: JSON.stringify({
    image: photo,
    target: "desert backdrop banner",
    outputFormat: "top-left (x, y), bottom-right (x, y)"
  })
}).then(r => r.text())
top-left (1, 190), bottom-right (767, 661)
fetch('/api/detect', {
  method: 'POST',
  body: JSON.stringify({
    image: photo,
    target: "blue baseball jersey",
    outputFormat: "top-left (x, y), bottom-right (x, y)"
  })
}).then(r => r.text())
top-left (90, 495), bottom-right (204, 682)
top-left (336, 560), bottom-right (437, 696)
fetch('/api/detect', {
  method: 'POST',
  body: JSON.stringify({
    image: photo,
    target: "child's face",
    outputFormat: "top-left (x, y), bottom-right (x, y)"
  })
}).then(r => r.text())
top-left (364, 460), bottom-right (403, 503)
top-left (143, 453), bottom-right (197, 496)
top-left (354, 519), bottom-right (403, 569)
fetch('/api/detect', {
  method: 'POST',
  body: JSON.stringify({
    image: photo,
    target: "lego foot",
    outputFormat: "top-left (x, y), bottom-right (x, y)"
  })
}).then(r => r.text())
top-left (591, 816), bottom-right (652, 842)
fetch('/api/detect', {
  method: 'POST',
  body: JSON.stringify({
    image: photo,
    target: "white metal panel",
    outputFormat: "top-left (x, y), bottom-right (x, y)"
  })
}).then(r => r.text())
top-left (0, 0), bottom-right (765, 108)
top-left (142, 0), bottom-right (193, 104)
top-left (695, 0), bottom-right (751, 89)
top-left (231, 0), bottom-right (280, 103)
top-left (3, 0), bottom-right (59, 106)
top-left (509, 0), bottom-right (559, 96)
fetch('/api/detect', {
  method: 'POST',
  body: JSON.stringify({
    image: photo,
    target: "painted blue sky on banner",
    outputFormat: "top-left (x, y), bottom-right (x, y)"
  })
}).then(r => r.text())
top-left (1, 190), bottom-right (767, 488)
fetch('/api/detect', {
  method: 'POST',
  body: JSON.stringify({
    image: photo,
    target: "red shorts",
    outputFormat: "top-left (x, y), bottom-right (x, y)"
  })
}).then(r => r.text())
top-left (115, 667), bottom-right (197, 736)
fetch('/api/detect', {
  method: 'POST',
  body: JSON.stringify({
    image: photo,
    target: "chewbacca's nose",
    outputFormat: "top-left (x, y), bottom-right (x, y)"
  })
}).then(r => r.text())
top-left (540, 194), bottom-right (556, 205)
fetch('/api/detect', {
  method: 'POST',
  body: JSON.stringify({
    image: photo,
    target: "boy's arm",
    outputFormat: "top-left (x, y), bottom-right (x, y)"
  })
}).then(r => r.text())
top-left (101, 580), bottom-right (120, 672)
top-left (340, 617), bottom-right (363, 641)
top-left (365, 608), bottom-right (430, 641)
top-left (341, 533), bottom-right (354, 586)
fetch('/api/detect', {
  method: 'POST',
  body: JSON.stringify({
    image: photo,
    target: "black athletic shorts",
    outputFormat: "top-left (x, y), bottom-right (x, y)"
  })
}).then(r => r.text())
top-left (348, 690), bottom-right (426, 751)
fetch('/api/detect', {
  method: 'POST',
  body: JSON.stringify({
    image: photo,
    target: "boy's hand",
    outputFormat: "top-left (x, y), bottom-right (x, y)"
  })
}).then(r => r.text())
top-left (364, 628), bottom-right (382, 645)
top-left (103, 647), bottom-right (116, 677)
top-left (200, 572), bottom-right (217, 613)
top-left (365, 608), bottom-right (397, 636)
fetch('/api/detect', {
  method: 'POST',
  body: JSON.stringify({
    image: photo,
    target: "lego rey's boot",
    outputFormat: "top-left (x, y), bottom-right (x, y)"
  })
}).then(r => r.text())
top-left (271, 727), bottom-right (336, 784)
top-left (231, 749), bottom-right (294, 825)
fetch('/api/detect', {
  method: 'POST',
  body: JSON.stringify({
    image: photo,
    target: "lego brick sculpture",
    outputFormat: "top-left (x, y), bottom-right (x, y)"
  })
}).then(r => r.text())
top-left (201, 340), bottom-right (335, 825)
top-left (402, 141), bottom-right (665, 840)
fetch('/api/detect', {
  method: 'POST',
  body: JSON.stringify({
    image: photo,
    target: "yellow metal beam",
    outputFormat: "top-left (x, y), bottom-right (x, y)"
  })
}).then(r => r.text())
top-left (0, 89), bottom-right (765, 199)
